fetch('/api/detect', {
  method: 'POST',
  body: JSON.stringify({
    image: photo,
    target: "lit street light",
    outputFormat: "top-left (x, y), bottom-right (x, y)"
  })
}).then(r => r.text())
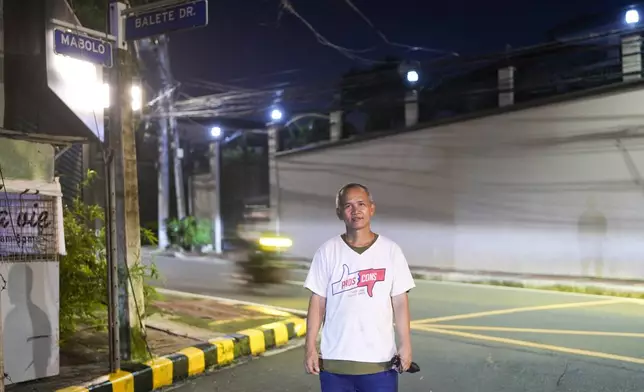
top-left (102, 82), bottom-right (143, 111)
top-left (270, 108), bottom-right (283, 121)
top-left (626, 9), bottom-right (640, 25)
top-left (209, 125), bottom-right (223, 254)
top-left (210, 126), bottom-right (222, 138)
top-left (406, 70), bottom-right (419, 83)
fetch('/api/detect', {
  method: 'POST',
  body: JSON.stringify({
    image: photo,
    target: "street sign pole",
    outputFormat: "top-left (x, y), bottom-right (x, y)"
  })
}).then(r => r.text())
top-left (103, 0), bottom-right (210, 369)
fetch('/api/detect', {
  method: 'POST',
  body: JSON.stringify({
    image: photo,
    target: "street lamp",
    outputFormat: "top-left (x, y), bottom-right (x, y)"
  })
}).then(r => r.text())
top-left (622, 8), bottom-right (643, 82)
top-left (626, 9), bottom-right (640, 25)
top-left (270, 108), bottom-right (283, 122)
top-left (406, 70), bottom-right (419, 83)
top-left (102, 82), bottom-right (143, 111)
top-left (209, 125), bottom-right (223, 254)
top-left (210, 126), bottom-right (222, 138)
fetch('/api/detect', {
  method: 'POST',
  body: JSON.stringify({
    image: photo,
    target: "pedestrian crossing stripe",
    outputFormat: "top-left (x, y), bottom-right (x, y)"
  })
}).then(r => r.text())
top-left (54, 317), bottom-right (307, 392)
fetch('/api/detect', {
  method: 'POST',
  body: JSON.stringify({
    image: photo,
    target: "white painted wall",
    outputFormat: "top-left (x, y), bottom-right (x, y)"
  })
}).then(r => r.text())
top-left (1, 262), bottom-right (59, 384)
top-left (276, 86), bottom-right (644, 280)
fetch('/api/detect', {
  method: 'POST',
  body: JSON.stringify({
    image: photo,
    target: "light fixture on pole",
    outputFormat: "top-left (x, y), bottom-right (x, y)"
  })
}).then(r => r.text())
top-left (622, 8), bottom-right (642, 82)
top-left (210, 126), bottom-right (222, 138)
top-left (102, 82), bottom-right (143, 111)
top-left (270, 108), bottom-right (283, 122)
top-left (398, 62), bottom-right (420, 127)
top-left (406, 70), bottom-right (419, 83)
top-left (625, 9), bottom-right (640, 25)
top-left (209, 125), bottom-right (223, 254)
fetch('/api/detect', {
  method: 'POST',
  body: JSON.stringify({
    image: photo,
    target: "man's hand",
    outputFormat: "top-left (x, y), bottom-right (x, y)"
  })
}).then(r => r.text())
top-left (304, 347), bottom-right (320, 375)
top-left (392, 293), bottom-right (412, 372)
top-left (397, 344), bottom-right (412, 372)
top-left (304, 293), bottom-right (326, 375)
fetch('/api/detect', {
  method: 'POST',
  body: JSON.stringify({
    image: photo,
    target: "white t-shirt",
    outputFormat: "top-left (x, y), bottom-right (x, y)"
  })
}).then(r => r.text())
top-left (303, 234), bottom-right (416, 363)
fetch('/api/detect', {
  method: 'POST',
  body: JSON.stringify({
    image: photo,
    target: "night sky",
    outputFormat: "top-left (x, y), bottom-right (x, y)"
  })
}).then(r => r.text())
top-left (167, 0), bottom-right (635, 93)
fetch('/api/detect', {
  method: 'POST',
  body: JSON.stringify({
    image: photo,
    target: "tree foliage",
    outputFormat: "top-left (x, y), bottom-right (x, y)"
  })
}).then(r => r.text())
top-left (69, 0), bottom-right (157, 31)
top-left (59, 170), bottom-right (159, 341)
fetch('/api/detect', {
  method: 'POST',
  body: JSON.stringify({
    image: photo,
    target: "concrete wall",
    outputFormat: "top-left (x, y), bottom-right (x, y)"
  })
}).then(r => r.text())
top-left (0, 139), bottom-right (55, 182)
top-left (276, 85), bottom-right (644, 280)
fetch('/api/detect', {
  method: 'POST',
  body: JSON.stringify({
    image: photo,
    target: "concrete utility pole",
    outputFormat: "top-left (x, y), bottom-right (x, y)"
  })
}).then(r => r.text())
top-left (171, 101), bottom-right (186, 220)
top-left (157, 104), bottom-right (170, 250)
top-left (267, 124), bottom-right (280, 234)
top-left (109, 0), bottom-right (145, 364)
top-left (209, 140), bottom-right (223, 253)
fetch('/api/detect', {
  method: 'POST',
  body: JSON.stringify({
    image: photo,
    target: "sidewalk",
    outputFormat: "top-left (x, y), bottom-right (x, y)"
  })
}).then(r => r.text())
top-left (8, 291), bottom-right (306, 392)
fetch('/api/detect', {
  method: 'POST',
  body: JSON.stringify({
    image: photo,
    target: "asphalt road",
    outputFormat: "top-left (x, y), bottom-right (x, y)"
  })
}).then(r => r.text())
top-left (147, 253), bottom-right (644, 392)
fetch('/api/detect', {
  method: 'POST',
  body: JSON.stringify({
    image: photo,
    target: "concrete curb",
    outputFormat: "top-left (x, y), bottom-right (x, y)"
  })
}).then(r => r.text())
top-left (412, 270), bottom-right (644, 295)
top-left (56, 317), bottom-right (307, 392)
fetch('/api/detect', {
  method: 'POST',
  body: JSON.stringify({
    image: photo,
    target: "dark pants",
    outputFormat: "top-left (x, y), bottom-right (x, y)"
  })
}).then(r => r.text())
top-left (320, 370), bottom-right (398, 392)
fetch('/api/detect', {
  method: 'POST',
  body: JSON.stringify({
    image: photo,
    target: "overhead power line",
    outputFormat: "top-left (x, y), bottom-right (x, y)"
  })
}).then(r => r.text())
top-left (342, 0), bottom-right (459, 57)
top-left (279, 0), bottom-right (384, 64)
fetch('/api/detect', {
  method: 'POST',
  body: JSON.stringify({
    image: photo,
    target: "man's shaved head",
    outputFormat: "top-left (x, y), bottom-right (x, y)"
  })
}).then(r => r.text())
top-left (335, 183), bottom-right (373, 209)
top-left (336, 183), bottom-right (375, 230)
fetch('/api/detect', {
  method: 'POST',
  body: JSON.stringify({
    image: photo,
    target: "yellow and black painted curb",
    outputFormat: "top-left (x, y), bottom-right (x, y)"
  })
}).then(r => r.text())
top-left (56, 317), bottom-right (307, 392)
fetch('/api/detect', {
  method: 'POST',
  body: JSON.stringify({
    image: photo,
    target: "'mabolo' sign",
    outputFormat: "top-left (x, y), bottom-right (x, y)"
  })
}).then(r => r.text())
top-left (53, 28), bottom-right (113, 68)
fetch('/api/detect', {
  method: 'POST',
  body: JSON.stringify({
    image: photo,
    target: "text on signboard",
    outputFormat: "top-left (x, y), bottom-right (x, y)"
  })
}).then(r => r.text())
top-left (134, 6), bottom-right (196, 28)
top-left (0, 203), bottom-right (51, 229)
top-left (59, 32), bottom-right (107, 56)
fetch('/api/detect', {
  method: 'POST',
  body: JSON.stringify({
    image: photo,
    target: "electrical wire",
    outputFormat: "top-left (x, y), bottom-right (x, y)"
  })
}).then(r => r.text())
top-left (342, 0), bottom-right (459, 56)
top-left (279, 0), bottom-right (383, 65)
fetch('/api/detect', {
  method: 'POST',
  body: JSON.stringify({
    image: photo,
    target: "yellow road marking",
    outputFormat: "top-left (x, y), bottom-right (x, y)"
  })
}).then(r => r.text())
top-left (109, 370), bottom-right (135, 392)
top-left (145, 357), bottom-right (174, 389)
top-left (56, 387), bottom-right (89, 392)
top-left (413, 325), bottom-right (644, 365)
top-left (178, 347), bottom-right (206, 376)
top-left (286, 317), bottom-right (307, 337)
top-left (412, 299), bottom-right (624, 325)
top-left (261, 322), bottom-right (290, 346)
top-left (419, 324), bottom-right (644, 338)
top-left (210, 337), bottom-right (236, 364)
top-left (239, 328), bottom-right (267, 355)
top-left (242, 304), bottom-right (293, 317)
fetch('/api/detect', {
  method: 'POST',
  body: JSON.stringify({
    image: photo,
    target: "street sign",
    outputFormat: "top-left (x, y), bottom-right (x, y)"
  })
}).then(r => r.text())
top-left (125, 0), bottom-right (209, 41)
top-left (53, 28), bottom-right (113, 68)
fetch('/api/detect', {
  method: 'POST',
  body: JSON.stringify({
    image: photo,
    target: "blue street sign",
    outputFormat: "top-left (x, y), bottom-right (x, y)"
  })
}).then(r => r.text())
top-left (53, 28), bottom-right (113, 68)
top-left (125, 0), bottom-right (209, 41)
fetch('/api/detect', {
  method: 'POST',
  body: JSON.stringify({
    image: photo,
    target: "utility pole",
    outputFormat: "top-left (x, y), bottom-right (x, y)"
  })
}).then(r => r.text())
top-left (209, 139), bottom-right (222, 253)
top-left (171, 100), bottom-right (186, 219)
top-left (159, 35), bottom-right (186, 220)
top-left (267, 123), bottom-right (280, 234)
top-left (109, 0), bottom-right (144, 363)
top-left (157, 107), bottom-right (170, 250)
top-left (104, 136), bottom-right (120, 372)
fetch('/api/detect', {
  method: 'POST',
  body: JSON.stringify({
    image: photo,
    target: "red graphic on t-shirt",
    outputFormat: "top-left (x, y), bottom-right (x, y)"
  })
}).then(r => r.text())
top-left (357, 268), bottom-right (386, 297)
top-left (331, 264), bottom-right (387, 297)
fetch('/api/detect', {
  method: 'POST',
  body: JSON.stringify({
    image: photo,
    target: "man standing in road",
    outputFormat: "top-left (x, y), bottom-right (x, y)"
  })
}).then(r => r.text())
top-left (303, 183), bottom-right (415, 391)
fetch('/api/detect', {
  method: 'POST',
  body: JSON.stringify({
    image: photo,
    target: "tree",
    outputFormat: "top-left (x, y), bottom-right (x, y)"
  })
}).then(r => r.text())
top-left (339, 56), bottom-right (406, 132)
top-left (69, 0), bottom-right (156, 31)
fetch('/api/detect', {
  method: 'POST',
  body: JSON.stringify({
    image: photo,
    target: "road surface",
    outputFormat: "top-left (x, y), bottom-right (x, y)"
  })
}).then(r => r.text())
top-left (147, 253), bottom-right (644, 391)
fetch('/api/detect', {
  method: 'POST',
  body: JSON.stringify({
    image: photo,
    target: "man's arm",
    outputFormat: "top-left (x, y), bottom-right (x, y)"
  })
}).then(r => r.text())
top-left (304, 293), bottom-right (326, 375)
top-left (392, 292), bottom-right (412, 371)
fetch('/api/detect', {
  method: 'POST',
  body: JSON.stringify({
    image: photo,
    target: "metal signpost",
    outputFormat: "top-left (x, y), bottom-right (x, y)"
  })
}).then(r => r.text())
top-left (124, 0), bottom-right (209, 41)
top-left (104, 0), bottom-right (210, 373)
